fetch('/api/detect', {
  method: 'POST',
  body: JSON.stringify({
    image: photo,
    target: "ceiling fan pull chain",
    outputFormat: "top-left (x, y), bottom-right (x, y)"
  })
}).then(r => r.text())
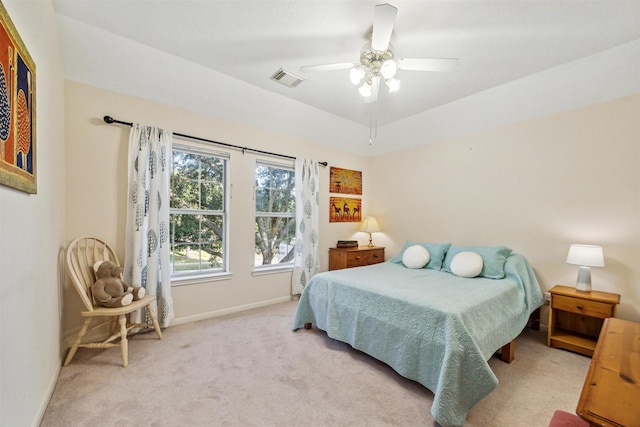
top-left (369, 106), bottom-right (378, 145)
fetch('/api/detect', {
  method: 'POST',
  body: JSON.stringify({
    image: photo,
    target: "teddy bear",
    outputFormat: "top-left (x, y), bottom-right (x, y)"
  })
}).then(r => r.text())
top-left (91, 260), bottom-right (145, 308)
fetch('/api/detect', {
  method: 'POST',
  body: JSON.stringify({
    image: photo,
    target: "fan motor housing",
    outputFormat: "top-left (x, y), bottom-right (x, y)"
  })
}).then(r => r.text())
top-left (359, 43), bottom-right (394, 74)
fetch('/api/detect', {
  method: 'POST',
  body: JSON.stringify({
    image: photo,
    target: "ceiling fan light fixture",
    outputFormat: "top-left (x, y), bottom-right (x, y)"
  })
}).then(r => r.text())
top-left (299, 3), bottom-right (458, 107)
top-left (385, 77), bottom-right (400, 93)
top-left (350, 67), bottom-right (365, 85)
top-left (358, 81), bottom-right (373, 97)
top-left (380, 59), bottom-right (397, 79)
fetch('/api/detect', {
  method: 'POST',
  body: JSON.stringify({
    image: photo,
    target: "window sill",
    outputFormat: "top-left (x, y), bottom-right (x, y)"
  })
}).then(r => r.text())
top-left (252, 264), bottom-right (293, 276)
top-left (171, 271), bottom-right (233, 287)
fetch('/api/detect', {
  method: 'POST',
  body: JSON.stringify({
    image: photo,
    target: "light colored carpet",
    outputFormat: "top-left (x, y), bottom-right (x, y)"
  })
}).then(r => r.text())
top-left (41, 300), bottom-right (590, 426)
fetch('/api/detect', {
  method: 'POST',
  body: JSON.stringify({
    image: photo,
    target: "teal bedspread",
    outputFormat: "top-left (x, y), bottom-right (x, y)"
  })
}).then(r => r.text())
top-left (292, 254), bottom-right (543, 427)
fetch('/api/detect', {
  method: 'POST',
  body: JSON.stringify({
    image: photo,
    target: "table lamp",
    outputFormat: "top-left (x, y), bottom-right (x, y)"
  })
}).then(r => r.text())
top-left (360, 217), bottom-right (381, 247)
top-left (566, 244), bottom-right (604, 292)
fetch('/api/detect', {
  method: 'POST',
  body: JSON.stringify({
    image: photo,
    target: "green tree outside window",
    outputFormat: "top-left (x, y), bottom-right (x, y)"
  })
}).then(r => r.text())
top-left (170, 148), bottom-right (227, 275)
top-left (255, 162), bottom-right (296, 266)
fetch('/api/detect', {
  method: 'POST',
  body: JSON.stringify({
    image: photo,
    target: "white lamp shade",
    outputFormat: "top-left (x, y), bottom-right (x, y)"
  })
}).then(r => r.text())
top-left (566, 244), bottom-right (604, 267)
top-left (380, 60), bottom-right (398, 79)
top-left (360, 217), bottom-right (381, 233)
top-left (350, 67), bottom-right (365, 85)
top-left (358, 82), bottom-right (372, 97)
top-left (385, 77), bottom-right (400, 93)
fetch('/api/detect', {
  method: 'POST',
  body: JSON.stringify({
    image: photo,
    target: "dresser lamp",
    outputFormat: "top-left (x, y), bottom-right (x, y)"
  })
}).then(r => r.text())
top-left (566, 244), bottom-right (604, 292)
top-left (360, 216), bottom-right (381, 247)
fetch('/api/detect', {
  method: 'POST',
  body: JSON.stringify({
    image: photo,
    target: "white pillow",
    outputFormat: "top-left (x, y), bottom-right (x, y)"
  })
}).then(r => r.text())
top-left (402, 245), bottom-right (430, 269)
top-left (450, 251), bottom-right (483, 278)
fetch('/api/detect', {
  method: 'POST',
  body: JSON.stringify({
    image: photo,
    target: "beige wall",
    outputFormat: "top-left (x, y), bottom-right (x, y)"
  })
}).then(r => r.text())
top-left (65, 82), bottom-right (640, 338)
top-left (370, 94), bottom-right (640, 324)
top-left (0, 1), bottom-right (66, 426)
top-left (64, 80), bottom-right (372, 335)
top-left (2, 2), bottom-right (634, 424)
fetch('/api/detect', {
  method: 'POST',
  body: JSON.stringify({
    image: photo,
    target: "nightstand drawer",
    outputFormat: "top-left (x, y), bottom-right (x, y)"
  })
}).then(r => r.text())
top-left (552, 295), bottom-right (614, 318)
top-left (366, 249), bottom-right (384, 265)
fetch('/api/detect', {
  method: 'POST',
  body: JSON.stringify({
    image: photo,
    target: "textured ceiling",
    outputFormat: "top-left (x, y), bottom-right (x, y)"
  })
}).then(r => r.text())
top-left (52, 0), bottom-right (640, 130)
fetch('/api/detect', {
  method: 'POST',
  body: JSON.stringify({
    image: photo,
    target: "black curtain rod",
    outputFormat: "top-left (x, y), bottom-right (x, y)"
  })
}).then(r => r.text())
top-left (103, 115), bottom-right (328, 167)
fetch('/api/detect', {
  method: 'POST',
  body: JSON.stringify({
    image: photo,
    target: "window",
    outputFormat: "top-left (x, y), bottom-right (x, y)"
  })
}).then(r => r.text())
top-left (254, 161), bottom-right (296, 268)
top-left (170, 145), bottom-right (228, 277)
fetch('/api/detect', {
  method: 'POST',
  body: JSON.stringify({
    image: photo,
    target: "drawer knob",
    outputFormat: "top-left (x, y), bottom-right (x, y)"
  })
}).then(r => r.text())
top-left (576, 305), bottom-right (584, 310)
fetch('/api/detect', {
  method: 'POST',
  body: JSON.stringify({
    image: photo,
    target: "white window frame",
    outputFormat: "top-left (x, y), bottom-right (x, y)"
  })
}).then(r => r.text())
top-left (169, 141), bottom-right (231, 285)
top-left (253, 159), bottom-right (296, 273)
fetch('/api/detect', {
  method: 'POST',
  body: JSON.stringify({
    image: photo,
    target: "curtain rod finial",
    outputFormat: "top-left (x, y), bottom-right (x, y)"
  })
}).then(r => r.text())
top-left (103, 115), bottom-right (115, 124)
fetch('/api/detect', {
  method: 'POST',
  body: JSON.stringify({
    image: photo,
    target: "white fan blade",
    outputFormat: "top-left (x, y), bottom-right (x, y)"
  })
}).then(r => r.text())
top-left (299, 63), bottom-right (355, 72)
top-left (371, 3), bottom-right (397, 52)
top-left (364, 77), bottom-right (380, 104)
top-left (397, 58), bottom-right (459, 72)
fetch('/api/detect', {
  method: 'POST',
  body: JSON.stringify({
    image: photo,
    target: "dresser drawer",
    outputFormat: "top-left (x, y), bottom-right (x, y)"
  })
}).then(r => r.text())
top-left (552, 295), bottom-right (615, 319)
top-left (329, 247), bottom-right (386, 270)
top-left (346, 251), bottom-right (368, 267)
top-left (366, 249), bottom-right (384, 265)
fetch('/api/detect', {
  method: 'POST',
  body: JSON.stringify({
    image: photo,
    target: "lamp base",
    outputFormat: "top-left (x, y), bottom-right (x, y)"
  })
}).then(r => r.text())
top-left (575, 266), bottom-right (592, 292)
top-left (367, 233), bottom-right (374, 247)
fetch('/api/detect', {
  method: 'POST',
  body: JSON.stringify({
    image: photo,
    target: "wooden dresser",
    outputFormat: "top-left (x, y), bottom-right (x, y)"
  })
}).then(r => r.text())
top-left (577, 317), bottom-right (640, 426)
top-left (328, 246), bottom-right (384, 271)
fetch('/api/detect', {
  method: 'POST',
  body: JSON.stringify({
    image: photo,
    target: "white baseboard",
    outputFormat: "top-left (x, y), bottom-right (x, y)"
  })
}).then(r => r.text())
top-left (62, 296), bottom-right (296, 345)
top-left (172, 296), bottom-right (293, 326)
top-left (33, 358), bottom-right (62, 427)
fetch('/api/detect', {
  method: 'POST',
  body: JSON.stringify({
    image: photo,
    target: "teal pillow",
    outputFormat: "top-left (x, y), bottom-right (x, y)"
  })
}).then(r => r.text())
top-left (389, 240), bottom-right (451, 270)
top-left (442, 245), bottom-right (513, 279)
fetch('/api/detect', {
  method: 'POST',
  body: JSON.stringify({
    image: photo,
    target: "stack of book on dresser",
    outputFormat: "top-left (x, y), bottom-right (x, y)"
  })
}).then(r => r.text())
top-left (336, 240), bottom-right (358, 248)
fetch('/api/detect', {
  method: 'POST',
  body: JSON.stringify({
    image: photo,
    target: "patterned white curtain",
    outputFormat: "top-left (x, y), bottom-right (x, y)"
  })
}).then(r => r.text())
top-left (124, 124), bottom-right (174, 328)
top-left (292, 159), bottom-right (320, 295)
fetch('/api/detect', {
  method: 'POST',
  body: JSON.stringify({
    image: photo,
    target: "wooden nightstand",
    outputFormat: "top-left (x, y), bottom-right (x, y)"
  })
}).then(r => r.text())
top-left (328, 246), bottom-right (385, 271)
top-left (547, 285), bottom-right (620, 356)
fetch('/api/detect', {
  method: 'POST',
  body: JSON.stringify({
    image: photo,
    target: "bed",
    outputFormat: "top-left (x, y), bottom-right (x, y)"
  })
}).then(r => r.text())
top-left (292, 242), bottom-right (543, 427)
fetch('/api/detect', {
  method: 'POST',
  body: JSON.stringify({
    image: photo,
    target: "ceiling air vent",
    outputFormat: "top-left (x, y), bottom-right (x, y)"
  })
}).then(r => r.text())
top-left (270, 67), bottom-right (305, 88)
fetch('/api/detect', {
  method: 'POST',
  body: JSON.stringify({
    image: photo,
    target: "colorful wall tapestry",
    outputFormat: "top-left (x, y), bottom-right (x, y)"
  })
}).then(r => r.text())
top-left (0, 4), bottom-right (36, 194)
top-left (329, 167), bottom-right (362, 195)
top-left (329, 197), bottom-right (362, 223)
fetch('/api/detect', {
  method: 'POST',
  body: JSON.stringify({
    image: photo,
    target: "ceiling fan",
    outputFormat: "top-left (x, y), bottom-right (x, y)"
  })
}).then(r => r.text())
top-left (300, 3), bottom-right (458, 104)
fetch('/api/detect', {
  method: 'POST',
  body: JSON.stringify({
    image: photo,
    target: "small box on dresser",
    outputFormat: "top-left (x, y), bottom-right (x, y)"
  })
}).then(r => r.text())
top-left (547, 285), bottom-right (620, 357)
top-left (328, 246), bottom-right (385, 271)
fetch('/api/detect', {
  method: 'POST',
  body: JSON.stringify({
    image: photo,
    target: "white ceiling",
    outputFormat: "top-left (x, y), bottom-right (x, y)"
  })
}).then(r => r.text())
top-left (52, 0), bottom-right (640, 155)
